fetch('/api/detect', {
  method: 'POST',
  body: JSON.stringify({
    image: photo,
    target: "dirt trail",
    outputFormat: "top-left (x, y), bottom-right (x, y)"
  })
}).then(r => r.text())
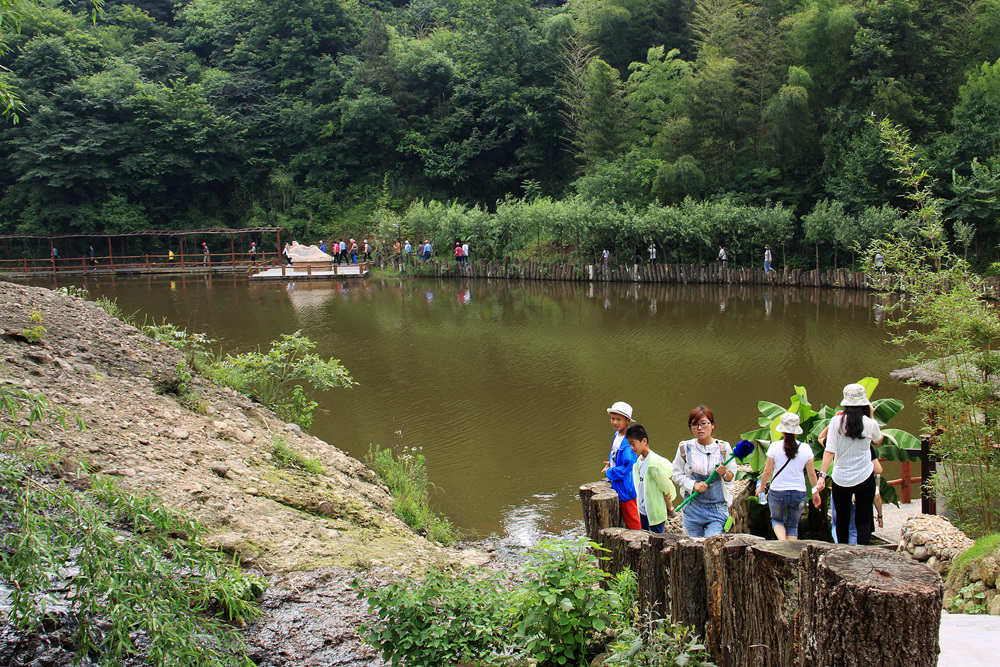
top-left (0, 280), bottom-right (490, 665)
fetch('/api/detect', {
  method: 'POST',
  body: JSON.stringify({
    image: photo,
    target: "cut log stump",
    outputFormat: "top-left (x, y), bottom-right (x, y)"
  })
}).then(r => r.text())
top-left (669, 538), bottom-right (710, 636)
top-left (799, 544), bottom-right (943, 667)
top-left (735, 540), bottom-right (833, 667)
top-left (579, 481), bottom-right (613, 542)
top-left (704, 534), bottom-right (764, 665)
top-left (583, 487), bottom-right (621, 543)
top-left (639, 533), bottom-right (684, 619)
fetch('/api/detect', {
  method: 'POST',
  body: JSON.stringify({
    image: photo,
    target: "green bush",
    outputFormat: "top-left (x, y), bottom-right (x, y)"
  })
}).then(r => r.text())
top-left (514, 538), bottom-right (618, 667)
top-left (354, 567), bottom-right (512, 666)
top-left (0, 464), bottom-right (264, 667)
top-left (364, 444), bottom-right (456, 545)
top-left (604, 619), bottom-right (716, 667)
top-left (206, 331), bottom-right (354, 430)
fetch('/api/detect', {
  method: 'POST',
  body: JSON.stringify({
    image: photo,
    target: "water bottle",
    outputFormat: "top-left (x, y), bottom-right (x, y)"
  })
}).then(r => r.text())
top-left (757, 491), bottom-right (768, 505)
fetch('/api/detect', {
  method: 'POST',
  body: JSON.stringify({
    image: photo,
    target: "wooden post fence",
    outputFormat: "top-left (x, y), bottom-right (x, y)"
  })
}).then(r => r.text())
top-left (581, 486), bottom-right (943, 667)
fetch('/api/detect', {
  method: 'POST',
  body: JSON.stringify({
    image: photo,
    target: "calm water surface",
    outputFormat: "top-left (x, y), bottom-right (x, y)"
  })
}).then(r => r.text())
top-left (23, 274), bottom-right (920, 545)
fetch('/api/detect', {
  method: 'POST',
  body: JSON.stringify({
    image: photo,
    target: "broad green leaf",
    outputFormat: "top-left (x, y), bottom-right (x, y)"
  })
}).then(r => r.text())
top-left (791, 385), bottom-right (816, 422)
top-left (857, 376), bottom-right (879, 401)
top-left (758, 401), bottom-right (786, 420)
top-left (872, 398), bottom-right (904, 425)
top-left (740, 425), bottom-right (771, 443)
top-left (879, 476), bottom-right (900, 506)
top-left (877, 433), bottom-right (921, 459)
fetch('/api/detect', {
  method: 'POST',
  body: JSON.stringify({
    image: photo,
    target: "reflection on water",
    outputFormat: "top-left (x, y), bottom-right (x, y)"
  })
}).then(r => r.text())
top-left (20, 273), bottom-right (922, 543)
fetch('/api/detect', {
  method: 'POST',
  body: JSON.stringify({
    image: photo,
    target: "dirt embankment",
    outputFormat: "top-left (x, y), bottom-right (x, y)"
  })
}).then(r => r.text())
top-left (0, 280), bottom-right (490, 665)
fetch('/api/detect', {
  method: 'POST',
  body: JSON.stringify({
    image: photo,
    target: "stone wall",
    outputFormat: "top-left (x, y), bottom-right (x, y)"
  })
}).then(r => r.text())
top-left (897, 515), bottom-right (973, 576)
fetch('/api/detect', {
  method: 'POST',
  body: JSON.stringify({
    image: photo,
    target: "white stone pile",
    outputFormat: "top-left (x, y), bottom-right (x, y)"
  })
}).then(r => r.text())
top-left (896, 514), bottom-right (973, 575)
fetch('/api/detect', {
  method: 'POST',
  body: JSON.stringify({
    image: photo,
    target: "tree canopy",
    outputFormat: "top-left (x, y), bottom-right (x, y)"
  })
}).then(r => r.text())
top-left (2, 0), bottom-right (1000, 268)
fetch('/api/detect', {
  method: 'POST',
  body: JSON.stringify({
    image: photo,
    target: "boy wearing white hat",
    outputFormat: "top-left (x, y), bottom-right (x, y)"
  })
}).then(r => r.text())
top-left (603, 401), bottom-right (642, 530)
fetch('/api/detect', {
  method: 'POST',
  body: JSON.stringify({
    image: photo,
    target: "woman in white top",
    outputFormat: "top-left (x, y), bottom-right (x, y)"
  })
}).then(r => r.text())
top-left (814, 383), bottom-right (884, 545)
top-left (672, 405), bottom-right (737, 538)
top-left (754, 413), bottom-right (821, 540)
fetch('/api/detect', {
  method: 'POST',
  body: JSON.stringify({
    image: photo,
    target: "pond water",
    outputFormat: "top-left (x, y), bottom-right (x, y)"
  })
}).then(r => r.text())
top-left (23, 274), bottom-right (921, 545)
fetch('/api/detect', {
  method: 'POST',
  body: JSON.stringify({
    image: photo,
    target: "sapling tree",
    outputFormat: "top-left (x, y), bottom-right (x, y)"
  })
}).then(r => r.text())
top-left (869, 118), bottom-right (1000, 536)
top-left (207, 330), bottom-right (355, 429)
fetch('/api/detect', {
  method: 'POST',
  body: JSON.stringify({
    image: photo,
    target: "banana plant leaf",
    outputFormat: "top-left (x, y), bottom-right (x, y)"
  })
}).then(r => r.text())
top-left (858, 376), bottom-right (879, 400)
top-left (807, 413), bottom-right (832, 458)
top-left (877, 431), bottom-right (921, 459)
top-left (738, 425), bottom-right (773, 472)
top-left (873, 398), bottom-right (904, 425)
top-left (788, 385), bottom-right (817, 424)
top-left (757, 401), bottom-right (786, 427)
top-left (880, 476), bottom-right (901, 506)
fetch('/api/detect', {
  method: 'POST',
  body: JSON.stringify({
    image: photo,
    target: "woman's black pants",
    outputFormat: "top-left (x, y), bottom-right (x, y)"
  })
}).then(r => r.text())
top-left (831, 473), bottom-right (876, 545)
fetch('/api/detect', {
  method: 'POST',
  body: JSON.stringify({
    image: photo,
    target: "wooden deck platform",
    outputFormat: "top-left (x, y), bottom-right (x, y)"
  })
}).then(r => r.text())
top-left (250, 262), bottom-right (370, 280)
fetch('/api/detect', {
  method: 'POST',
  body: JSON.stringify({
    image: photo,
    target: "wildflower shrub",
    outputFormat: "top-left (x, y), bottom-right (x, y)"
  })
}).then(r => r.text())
top-left (364, 444), bottom-right (456, 545)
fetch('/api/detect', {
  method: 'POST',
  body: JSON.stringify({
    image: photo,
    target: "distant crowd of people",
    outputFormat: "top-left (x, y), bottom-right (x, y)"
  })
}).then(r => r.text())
top-left (602, 382), bottom-right (884, 543)
top-left (279, 237), bottom-right (473, 269)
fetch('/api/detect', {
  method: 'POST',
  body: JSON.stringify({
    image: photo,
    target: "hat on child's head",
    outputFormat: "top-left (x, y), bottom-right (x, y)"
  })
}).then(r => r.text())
top-left (841, 383), bottom-right (870, 407)
top-left (606, 401), bottom-right (634, 422)
top-left (776, 412), bottom-right (803, 434)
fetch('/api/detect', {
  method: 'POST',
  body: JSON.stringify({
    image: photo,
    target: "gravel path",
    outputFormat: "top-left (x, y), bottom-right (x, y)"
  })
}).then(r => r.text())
top-left (875, 498), bottom-right (924, 545)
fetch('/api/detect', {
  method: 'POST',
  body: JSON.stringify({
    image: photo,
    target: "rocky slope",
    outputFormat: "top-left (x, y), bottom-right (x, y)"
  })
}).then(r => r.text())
top-left (0, 280), bottom-right (489, 665)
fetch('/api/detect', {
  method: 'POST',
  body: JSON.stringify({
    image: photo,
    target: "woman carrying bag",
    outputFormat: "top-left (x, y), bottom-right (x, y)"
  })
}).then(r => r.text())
top-left (755, 412), bottom-right (822, 540)
top-left (815, 383), bottom-right (884, 545)
top-left (672, 405), bottom-right (737, 538)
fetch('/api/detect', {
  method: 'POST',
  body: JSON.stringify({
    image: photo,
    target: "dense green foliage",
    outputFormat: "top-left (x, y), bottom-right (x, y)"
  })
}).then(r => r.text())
top-left (873, 120), bottom-right (1000, 537)
top-left (354, 567), bottom-right (514, 666)
top-left (513, 539), bottom-right (618, 666)
top-left (1, 0), bottom-right (1000, 268)
top-left (355, 537), bottom-right (705, 667)
top-left (364, 443), bottom-right (457, 545)
top-left (0, 383), bottom-right (264, 667)
top-left (206, 330), bottom-right (355, 429)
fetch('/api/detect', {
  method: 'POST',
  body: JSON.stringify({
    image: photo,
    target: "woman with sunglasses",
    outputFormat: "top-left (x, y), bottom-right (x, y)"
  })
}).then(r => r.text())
top-left (672, 405), bottom-right (737, 537)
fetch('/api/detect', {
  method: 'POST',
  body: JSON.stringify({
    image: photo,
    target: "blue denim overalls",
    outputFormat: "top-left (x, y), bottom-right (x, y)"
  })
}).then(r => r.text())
top-left (681, 443), bottom-right (729, 537)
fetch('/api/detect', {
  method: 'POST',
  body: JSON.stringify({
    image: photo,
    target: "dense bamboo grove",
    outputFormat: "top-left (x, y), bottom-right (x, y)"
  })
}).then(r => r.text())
top-left (0, 0), bottom-right (998, 268)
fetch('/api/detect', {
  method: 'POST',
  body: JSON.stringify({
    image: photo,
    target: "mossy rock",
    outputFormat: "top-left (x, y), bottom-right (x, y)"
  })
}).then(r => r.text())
top-left (944, 533), bottom-right (1000, 604)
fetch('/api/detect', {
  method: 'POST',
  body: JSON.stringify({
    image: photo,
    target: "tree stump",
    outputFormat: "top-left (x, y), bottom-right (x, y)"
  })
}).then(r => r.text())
top-left (597, 527), bottom-right (626, 579)
top-left (579, 481), bottom-right (614, 542)
top-left (668, 538), bottom-right (709, 635)
top-left (704, 534), bottom-right (764, 664)
top-left (639, 533), bottom-right (684, 619)
top-left (799, 544), bottom-right (943, 667)
top-left (582, 486), bottom-right (621, 543)
top-left (731, 540), bottom-right (833, 667)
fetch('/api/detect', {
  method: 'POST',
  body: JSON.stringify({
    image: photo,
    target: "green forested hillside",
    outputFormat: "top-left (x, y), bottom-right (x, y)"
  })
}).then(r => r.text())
top-left (1, 0), bottom-right (999, 267)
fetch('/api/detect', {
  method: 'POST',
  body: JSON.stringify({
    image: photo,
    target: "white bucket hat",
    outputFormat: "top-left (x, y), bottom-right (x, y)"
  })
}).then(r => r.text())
top-left (776, 412), bottom-right (803, 434)
top-left (607, 401), bottom-right (634, 421)
top-left (841, 383), bottom-right (870, 407)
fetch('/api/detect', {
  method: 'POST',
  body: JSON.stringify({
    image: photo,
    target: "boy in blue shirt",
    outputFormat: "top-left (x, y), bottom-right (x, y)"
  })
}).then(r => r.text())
top-left (603, 401), bottom-right (641, 530)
